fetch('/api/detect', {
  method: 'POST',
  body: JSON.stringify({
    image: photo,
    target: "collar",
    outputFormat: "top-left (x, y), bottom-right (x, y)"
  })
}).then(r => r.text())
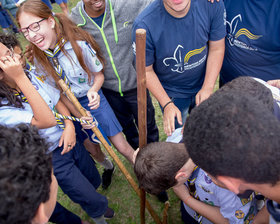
top-left (267, 200), bottom-right (280, 222)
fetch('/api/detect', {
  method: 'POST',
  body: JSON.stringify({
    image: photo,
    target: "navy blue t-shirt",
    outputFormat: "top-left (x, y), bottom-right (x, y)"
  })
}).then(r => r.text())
top-left (221, 0), bottom-right (280, 84)
top-left (132, 0), bottom-right (226, 98)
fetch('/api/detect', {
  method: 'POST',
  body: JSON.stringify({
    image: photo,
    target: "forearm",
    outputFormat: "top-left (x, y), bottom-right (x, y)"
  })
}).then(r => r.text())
top-left (202, 38), bottom-right (225, 91)
top-left (173, 185), bottom-right (228, 224)
top-left (55, 100), bottom-right (75, 128)
top-left (60, 94), bottom-right (82, 118)
top-left (184, 196), bottom-right (229, 224)
top-left (90, 71), bottom-right (104, 93)
top-left (16, 75), bottom-right (57, 128)
top-left (146, 65), bottom-right (171, 107)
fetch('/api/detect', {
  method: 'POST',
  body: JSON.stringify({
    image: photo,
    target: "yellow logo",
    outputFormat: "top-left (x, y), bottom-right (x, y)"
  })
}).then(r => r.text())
top-left (184, 46), bottom-right (206, 63)
top-left (235, 210), bottom-right (245, 219)
top-left (235, 28), bottom-right (261, 40)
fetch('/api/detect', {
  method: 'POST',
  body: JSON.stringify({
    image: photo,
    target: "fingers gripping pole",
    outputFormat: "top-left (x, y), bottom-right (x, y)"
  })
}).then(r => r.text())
top-left (56, 79), bottom-right (161, 224)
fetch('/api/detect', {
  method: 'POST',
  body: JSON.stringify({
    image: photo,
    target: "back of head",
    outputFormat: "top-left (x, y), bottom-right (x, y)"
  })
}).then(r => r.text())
top-left (183, 90), bottom-right (280, 185)
top-left (0, 33), bottom-right (20, 50)
top-left (219, 76), bottom-right (274, 112)
top-left (134, 142), bottom-right (188, 195)
top-left (0, 124), bottom-right (52, 224)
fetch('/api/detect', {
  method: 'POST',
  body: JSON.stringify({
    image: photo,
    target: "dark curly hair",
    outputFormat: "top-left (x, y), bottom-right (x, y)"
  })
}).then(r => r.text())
top-left (0, 124), bottom-right (52, 224)
top-left (134, 142), bottom-right (189, 195)
top-left (183, 90), bottom-right (280, 185)
top-left (218, 76), bottom-right (274, 112)
top-left (0, 34), bottom-right (26, 108)
top-left (0, 33), bottom-right (20, 50)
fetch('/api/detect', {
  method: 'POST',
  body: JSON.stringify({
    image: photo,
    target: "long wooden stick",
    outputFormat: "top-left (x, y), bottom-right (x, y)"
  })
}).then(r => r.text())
top-left (136, 28), bottom-right (147, 224)
top-left (52, 74), bottom-right (161, 223)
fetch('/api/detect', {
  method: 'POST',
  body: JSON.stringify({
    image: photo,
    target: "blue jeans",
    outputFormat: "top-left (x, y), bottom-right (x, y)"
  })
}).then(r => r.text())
top-left (52, 141), bottom-right (108, 218)
top-left (50, 202), bottom-right (81, 224)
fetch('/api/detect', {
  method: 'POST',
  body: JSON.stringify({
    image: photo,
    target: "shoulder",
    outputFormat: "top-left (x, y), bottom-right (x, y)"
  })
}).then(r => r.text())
top-left (70, 1), bottom-right (83, 22)
top-left (134, 0), bottom-right (161, 26)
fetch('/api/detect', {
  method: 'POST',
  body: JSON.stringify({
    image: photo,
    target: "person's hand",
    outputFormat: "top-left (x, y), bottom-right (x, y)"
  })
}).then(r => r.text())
top-left (24, 45), bottom-right (34, 64)
top-left (163, 103), bottom-right (182, 136)
top-left (0, 55), bottom-right (25, 80)
top-left (267, 79), bottom-right (280, 89)
top-left (208, 0), bottom-right (219, 3)
top-left (59, 123), bottom-right (76, 155)
top-left (195, 87), bottom-right (213, 105)
top-left (87, 90), bottom-right (100, 110)
top-left (80, 111), bottom-right (96, 129)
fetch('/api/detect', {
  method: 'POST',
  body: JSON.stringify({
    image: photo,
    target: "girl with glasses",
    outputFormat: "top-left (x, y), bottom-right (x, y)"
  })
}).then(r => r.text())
top-left (0, 34), bottom-right (115, 224)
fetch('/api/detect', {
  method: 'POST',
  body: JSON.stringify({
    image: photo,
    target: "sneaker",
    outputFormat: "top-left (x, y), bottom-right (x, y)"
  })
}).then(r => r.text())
top-left (156, 191), bottom-right (169, 203)
top-left (104, 207), bottom-right (115, 219)
top-left (102, 165), bottom-right (115, 189)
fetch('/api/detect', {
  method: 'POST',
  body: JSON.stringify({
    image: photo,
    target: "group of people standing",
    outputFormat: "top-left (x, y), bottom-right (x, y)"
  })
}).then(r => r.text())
top-left (0, 0), bottom-right (280, 223)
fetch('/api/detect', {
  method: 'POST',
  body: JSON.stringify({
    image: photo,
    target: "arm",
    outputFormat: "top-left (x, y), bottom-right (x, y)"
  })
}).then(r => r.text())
top-left (60, 93), bottom-right (82, 118)
top-left (55, 99), bottom-right (76, 155)
top-left (87, 71), bottom-right (104, 110)
top-left (146, 65), bottom-right (182, 136)
top-left (173, 184), bottom-right (229, 224)
top-left (0, 55), bottom-right (57, 128)
top-left (267, 79), bottom-right (280, 89)
top-left (196, 38), bottom-right (225, 105)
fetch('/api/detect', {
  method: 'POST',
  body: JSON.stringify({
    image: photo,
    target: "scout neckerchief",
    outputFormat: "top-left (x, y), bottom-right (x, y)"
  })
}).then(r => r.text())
top-left (43, 41), bottom-right (111, 145)
top-left (186, 166), bottom-right (203, 223)
top-left (44, 38), bottom-right (71, 90)
top-left (14, 90), bottom-right (65, 129)
top-left (14, 90), bottom-right (108, 144)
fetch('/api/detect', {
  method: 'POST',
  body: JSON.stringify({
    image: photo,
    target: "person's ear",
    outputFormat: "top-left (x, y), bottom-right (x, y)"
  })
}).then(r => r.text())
top-left (0, 72), bottom-right (4, 80)
top-left (48, 17), bottom-right (55, 29)
top-left (31, 203), bottom-right (49, 224)
top-left (217, 176), bottom-right (241, 194)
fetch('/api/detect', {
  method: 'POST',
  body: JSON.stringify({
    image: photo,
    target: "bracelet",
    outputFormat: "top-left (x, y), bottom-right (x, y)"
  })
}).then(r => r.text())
top-left (163, 100), bottom-right (173, 111)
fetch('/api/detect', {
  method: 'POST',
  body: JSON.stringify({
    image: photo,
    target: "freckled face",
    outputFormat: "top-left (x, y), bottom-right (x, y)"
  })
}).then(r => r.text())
top-left (18, 12), bottom-right (57, 51)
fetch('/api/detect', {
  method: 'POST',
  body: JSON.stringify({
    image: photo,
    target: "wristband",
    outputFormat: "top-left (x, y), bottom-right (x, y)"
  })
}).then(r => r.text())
top-left (163, 100), bottom-right (173, 111)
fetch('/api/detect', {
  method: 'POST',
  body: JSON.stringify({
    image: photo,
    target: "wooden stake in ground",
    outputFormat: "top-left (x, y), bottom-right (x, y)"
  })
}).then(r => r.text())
top-left (136, 28), bottom-right (148, 224)
top-left (51, 58), bottom-right (161, 223)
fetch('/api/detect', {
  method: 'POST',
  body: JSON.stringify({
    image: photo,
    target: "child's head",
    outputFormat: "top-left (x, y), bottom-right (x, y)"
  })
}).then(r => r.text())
top-left (0, 124), bottom-right (57, 224)
top-left (183, 90), bottom-right (280, 201)
top-left (0, 33), bottom-right (25, 67)
top-left (16, 0), bottom-right (104, 82)
top-left (134, 142), bottom-right (194, 195)
top-left (219, 76), bottom-right (274, 112)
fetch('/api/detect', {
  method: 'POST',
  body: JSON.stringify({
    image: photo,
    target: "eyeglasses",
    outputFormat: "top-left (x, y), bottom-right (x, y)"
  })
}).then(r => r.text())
top-left (20, 18), bottom-right (46, 37)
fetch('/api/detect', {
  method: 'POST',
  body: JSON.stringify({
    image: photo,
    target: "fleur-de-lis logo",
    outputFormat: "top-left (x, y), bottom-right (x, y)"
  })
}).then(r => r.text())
top-left (163, 45), bottom-right (185, 73)
top-left (163, 45), bottom-right (206, 73)
top-left (226, 14), bottom-right (262, 46)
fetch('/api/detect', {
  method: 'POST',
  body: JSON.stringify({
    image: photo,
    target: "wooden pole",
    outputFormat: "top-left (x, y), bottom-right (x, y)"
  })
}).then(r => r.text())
top-left (162, 201), bottom-right (170, 224)
top-left (52, 74), bottom-right (161, 224)
top-left (136, 28), bottom-right (147, 224)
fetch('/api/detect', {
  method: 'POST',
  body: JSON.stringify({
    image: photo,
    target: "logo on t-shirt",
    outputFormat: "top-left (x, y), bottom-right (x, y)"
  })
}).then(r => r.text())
top-left (163, 45), bottom-right (206, 73)
top-left (226, 14), bottom-right (262, 51)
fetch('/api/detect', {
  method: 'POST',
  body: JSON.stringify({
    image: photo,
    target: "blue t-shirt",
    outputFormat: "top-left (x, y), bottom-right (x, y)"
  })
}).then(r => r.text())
top-left (132, 0), bottom-right (226, 98)
top-left (220, 0), bottom-right (280, 84)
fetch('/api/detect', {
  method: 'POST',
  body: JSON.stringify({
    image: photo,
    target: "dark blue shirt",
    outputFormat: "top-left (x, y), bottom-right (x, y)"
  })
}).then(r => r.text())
top-left (221, 0), bottom-right (280, 84)
top-left (133, 0), bottom-right (226, 98)
top-left (91, 13), bottom-right (105, 28)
